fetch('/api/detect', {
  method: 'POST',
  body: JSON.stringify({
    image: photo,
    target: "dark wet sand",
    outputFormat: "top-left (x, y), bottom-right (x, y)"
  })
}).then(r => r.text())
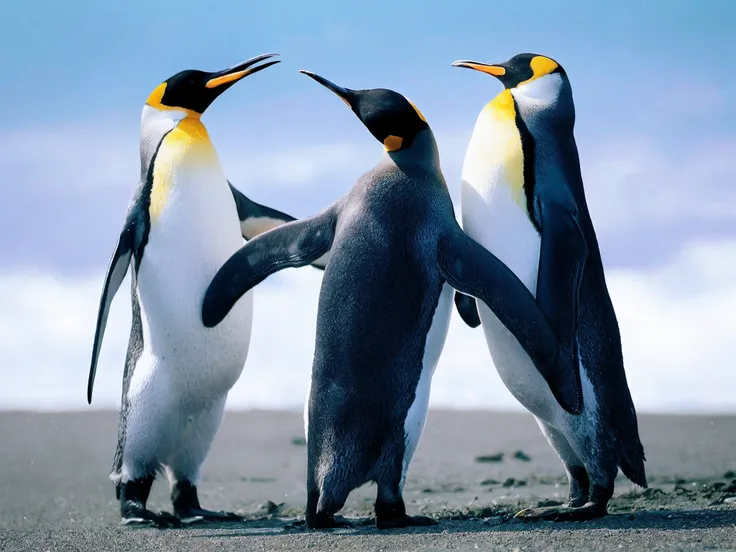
top-left (1, 410), bottom-right (734, 551)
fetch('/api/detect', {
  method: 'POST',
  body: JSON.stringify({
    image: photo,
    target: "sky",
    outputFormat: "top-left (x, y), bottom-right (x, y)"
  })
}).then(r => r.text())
top-left (0, 0), bottom-right (735, 413)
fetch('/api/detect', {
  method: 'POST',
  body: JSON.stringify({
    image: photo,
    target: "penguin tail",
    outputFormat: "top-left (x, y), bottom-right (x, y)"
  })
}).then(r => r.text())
top-left (619, 443), bottom-right (648, 488)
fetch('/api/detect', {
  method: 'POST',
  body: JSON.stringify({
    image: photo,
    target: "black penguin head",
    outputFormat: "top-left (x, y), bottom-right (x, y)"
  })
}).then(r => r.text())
top-left (452, 53), bottom-right (565, 90)
top-left (299, 70), bottom-right (430, 151)
top-left (145, 53), bottom-right (281, 116)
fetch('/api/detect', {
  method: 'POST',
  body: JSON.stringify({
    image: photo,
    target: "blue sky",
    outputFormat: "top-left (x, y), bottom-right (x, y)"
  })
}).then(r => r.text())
top-left (1, 0), bottom-right (735, 412)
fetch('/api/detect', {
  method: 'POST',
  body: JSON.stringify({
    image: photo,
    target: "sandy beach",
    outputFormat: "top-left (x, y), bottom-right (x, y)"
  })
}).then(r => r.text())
top-left (0, 409), bottom-right (734, 551)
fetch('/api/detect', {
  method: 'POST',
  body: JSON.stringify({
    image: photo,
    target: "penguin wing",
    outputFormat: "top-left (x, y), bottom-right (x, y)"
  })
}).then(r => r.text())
top-left (454, 292), bottom-right (481, 328)
top-left (535, 180), bottom-right (587, 370)
top-left (532, 145), bottom-right (589, 412)
top-left (437, 227), bottom-right (583, 415)
top-left (87, 220), bottom-right (136, 404)
top-left (228, 181), bottom-right (329, 270)
top-left (202, 205), bottom-right (339, 328)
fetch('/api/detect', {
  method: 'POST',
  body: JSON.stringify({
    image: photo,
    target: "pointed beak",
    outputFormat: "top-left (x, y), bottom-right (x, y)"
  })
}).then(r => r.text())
top-left (299, 70), bottom-right (355, 108)
top-left (205, 53), bottom-right (281, 89)
top-left (451, 60), bottom-right (506, 77)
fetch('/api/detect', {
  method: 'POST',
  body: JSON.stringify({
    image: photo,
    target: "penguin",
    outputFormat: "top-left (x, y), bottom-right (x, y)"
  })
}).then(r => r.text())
top-left (451, 53), bottom-right (647, 521)
top-left (200, 70), bottom-right (582, 530)
top-left (86, 53), bottom-right (325, 527)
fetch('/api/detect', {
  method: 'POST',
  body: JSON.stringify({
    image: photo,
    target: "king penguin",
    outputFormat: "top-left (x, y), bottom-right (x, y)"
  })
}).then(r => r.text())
top-left (200, 70), bottom-right (582, 529)
top-left (451, 53), bottom-right (647, 520)
top-left (87, 53), bottom-right (326, 527)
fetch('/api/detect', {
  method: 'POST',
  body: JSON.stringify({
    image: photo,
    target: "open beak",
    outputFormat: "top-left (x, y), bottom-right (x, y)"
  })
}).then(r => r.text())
top-left (299, 70), bottom-right (355, 108)
top-left (206, 53), bottom-right (281, 89)
top-left (451, 60), bottom-right (506, 77)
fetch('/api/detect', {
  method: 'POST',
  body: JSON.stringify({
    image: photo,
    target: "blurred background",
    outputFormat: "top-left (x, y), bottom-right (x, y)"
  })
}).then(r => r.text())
top-left (1, 0), bottom-right (734, 413)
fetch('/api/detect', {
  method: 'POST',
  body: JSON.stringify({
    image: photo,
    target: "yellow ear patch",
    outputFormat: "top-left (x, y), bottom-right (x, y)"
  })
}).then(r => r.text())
top-left (384, 135), bottom-right (403, 152)
top-left (530, 56), bottom-right (559, 77)
top-left (145, 81), bottom-right (201, 117)
top-left (405, 97), bottom-right (427, 123)
top-left (146, 83), bottom-right (167, 110)
top-left (519, 56), bottom-right (559, 86)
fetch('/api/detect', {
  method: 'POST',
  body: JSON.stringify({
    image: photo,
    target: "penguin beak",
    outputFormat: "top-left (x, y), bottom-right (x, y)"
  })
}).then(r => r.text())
top-left (451, 60), bottom-right (506, 77)
top-left (205, 53), bottom-right (281, 89)
top-left (299, 70), bottom-right (355, 108)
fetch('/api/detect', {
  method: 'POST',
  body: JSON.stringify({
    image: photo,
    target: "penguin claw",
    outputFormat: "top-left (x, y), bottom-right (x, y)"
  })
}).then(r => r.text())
top-left (176, 508), bottom-right (243, 524)
top-left (121, 509), bottom-right (181, 529)
top-left (308, 514), bottom-right (354, 530)
top-left (376, 514), bottom-right (438, 530)
top-left (514, 502), bottom-right (607, 522)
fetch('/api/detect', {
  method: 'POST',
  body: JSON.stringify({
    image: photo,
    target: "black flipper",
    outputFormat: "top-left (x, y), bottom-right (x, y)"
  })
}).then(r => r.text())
top-left (202, 206), bottom-right (339, 328)
top-left (437, 228), bottom-right (582, 415)
top-left (87, 223), bottom-right (136, 404)
top-left (454, 292), bottom-right (481, 328)
top-left (228, 181), bottom-right (329, 269)
top-left (534, 184), bottom-right (588, 408)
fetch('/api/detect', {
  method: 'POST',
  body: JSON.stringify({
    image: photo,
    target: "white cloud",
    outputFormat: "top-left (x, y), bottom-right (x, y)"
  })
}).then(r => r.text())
top-left (0, 123), bottom-right (137, 192)
top-left (1, 239), bottom-right (734, 413)
top-left (582, 136), bottom-right (736, 233)
top-left (221, 142), bottom-right (372, 189)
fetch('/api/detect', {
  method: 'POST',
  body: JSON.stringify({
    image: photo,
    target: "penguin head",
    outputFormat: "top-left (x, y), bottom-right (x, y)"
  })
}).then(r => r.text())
top-left (299, 70), bottom-right (430, 152)
top-left (452, 53), bottom-right (570, 108)
top-left (145, 53), bottom-right (281, 118)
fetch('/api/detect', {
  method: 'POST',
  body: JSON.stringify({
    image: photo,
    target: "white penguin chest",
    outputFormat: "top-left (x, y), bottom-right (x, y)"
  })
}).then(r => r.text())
top-left (460, 98), bottom-right (558, 419)
top-left (135, 123), bottom-right (253, 397)
top-left (461, 97), bottom-right (541, 291)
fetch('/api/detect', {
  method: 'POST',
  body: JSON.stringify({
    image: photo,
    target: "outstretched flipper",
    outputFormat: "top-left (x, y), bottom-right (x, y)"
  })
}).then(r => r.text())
top-left (202, 206), bottom-right (339, 328)
top-left (87, 219), bottom-right (137, 404)
top-left (454, 292), bottom-right (481, 328)
top-left (533, 177), bottom-right (588, 400)
top-left (437, 228), bottom-right (582, 415)
top-left (229, 181), bottom-right (330, 269)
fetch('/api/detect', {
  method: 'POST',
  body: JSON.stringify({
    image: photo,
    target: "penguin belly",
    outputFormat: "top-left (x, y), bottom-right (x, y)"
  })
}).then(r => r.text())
top-left (400, 282), bottom-right (453, 488)
top-left (459, 111), bottom-right (569, 425)
top-left (133, 164), bottom-right (253, 406)
top-left (461, 175), bottom-right (560, 421)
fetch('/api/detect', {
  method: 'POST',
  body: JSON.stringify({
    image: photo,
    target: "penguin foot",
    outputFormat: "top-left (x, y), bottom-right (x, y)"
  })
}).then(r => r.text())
top-left (119, 477), bottom-right (179, 528)
top-left (514, 502), bottom-right (607, 522)
top-left (171, 481), bottom-right (242, 524)
top-left (176, 508), bottom-right (243, 525)
top-left (121, 504), bottom-right (181, 528)
top-left (375, 498), bottom-right (438, 529)
top-left (307, 513), bottom-right (354, 530)
top-left (376, 514), bottom-right (438, 530)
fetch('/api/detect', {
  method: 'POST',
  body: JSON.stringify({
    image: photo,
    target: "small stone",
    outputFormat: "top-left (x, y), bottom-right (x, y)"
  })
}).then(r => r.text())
top-left (261, 500), bottom-right (284, 515)
top-left (513, 450), bottom-right (532, 462)
top-left (723, 470), bottom-right (735, 479)
top-left (475, 453), bottom-right (504, 463)
top-left (481, 479), bottom-right (500, 486)
top-left (502, 478), bottom-right (515, 488)
top-left (291, 437), bottom-right (307, 446)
